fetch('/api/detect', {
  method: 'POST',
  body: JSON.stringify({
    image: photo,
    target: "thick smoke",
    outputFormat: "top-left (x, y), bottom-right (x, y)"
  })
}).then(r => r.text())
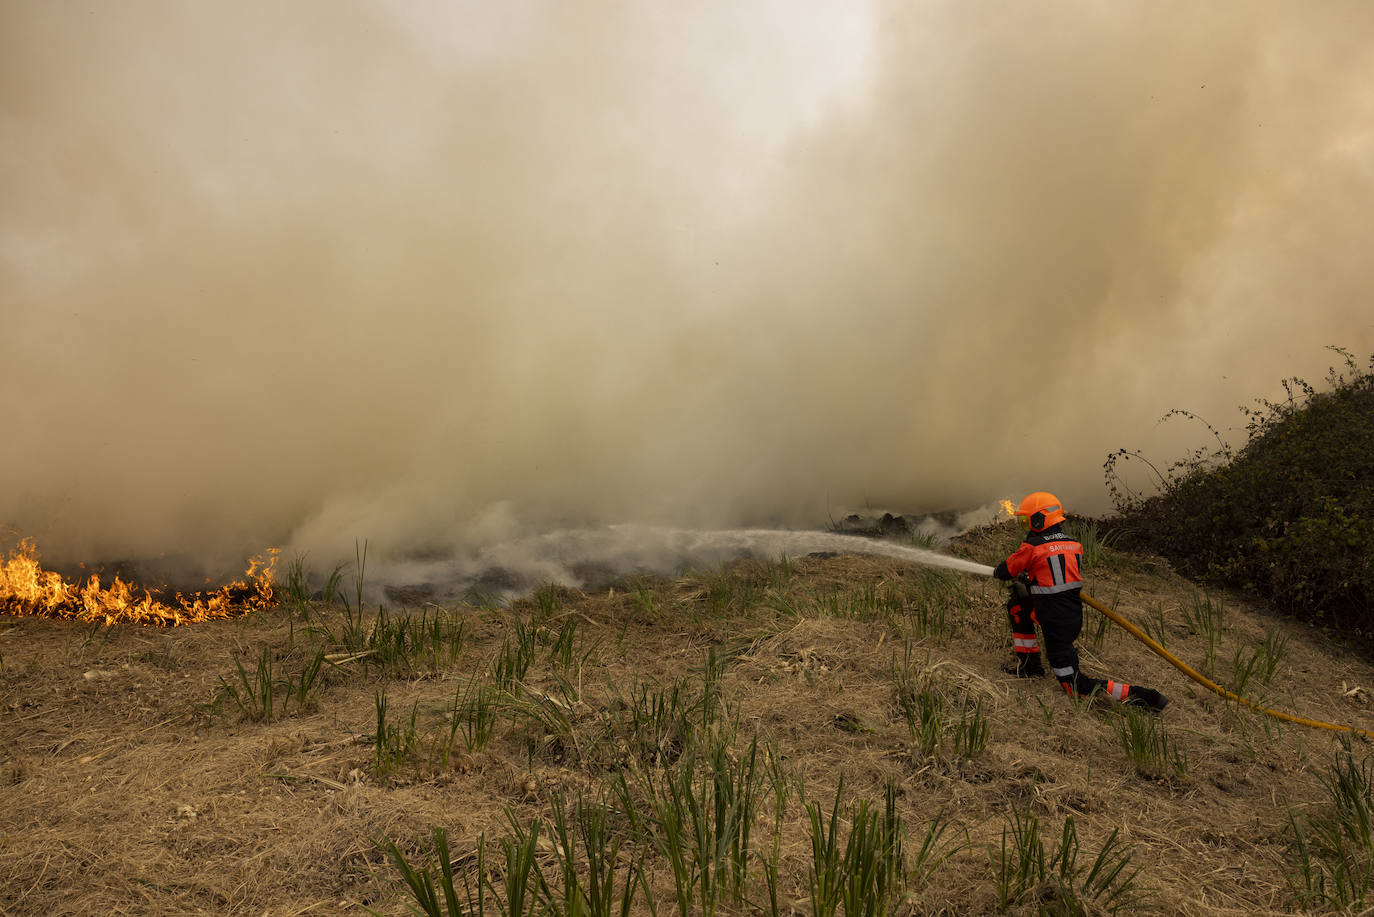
top-left (2, 1), bottom-right (1371, 577)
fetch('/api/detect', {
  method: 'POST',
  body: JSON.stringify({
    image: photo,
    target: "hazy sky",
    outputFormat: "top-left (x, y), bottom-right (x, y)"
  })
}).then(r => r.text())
top-left (3, 1), bottom-right (1372, 570)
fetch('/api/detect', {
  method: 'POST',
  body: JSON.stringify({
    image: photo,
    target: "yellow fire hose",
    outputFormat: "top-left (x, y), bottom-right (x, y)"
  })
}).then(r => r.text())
top-left (1081, 592), bottom-right (1374, 741)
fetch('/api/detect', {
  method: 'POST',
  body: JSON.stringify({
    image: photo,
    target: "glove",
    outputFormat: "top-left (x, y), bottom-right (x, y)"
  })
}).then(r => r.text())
top-left (1011, 572), bottom-right (1032, 600)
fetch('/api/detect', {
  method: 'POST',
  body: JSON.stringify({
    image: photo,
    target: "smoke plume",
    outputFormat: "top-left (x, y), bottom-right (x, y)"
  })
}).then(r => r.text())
top-left (3, 1), bottom-right (1372, 576)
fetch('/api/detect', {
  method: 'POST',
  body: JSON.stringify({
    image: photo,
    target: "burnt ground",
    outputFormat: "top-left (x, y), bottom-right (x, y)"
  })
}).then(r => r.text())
top-left (2, 523), bottom-right (1373, 916)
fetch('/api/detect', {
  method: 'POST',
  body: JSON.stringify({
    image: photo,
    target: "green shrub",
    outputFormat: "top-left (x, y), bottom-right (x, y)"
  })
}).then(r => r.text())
top-left (1106, 349), bottom-right (1374, 638)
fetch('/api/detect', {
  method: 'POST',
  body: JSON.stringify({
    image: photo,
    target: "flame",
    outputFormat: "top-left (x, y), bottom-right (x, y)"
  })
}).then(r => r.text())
top-left (0, 539), bottom-right (278, 626)
top-left (999, 499), bottom-right (1017, 518)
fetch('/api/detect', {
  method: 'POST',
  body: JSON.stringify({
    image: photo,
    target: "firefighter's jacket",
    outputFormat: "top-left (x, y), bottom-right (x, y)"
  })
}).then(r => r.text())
top-left (993, 524), bottom-right (1084, 620)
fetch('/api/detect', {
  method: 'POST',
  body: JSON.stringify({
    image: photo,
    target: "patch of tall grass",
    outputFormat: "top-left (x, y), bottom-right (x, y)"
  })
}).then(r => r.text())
top-left (990, 804), bottom-right (1143, 914)
top-left (450, 673), bottom-right (500, 753)
top-left (1112, 707), bottom-right (1187, 781)
top-left (1064, 518), bottom-right (1118, 568)
top-left (380, 790), bottom-right (647, 917)
top-left (541, 790), bottom-right (647, 917)
top-left (699, 564), bottom-right (768, 617)
top-left (1285, 737), bottom-right (1374, 910)
top-left (1183, 591), bottom-right (1226, 676)
top-left (1139, 606), bottom-right (1170, 651)
top-left (371, 689), bottom-right (421, 780)
top-left (375, 827), bottom-right (481, 917)
top-left (613, 731), bottom-right (766, 916)
top-left (806, 780), bottom-right (905, 917)
top-left (898, 569), bottom-right (961, 643)
top-left (491, 620), bottom-right (537, 693)
top-left (892, 657), bottom-right (990, 761)
top-left (283, 551), bottom-right (344, 608)
top-left (379, 734), bottom-right (966, 917)
top-left (368, 606), bottom-right (469, 675)
top-left (1228, 627), bottom-right (1288, 703)
top-left (506, 682), bottom-right (581, 765)
top-left (598, 648), bottom-right (731, 768)
top-left (1085, 589), bottom-right (1121, 649)
top-left (306, 604), bottom-right (468, 680)
top-left (216, 645), bottom-right (330, 722)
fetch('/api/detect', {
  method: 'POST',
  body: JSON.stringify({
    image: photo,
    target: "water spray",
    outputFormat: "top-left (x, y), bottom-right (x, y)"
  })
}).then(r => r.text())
top-left (604, 526), bottom-right (997, 576)
top-left (363, 525), bottom-right (996, 606)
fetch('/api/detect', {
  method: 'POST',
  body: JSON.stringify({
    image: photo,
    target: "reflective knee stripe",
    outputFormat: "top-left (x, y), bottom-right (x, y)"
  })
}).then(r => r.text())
top-left (1051, 665), bottom-right (1076, 678)
top-left (1105, 680), bottom-right (1130, 701)
top-left (1012, 637), bottom-right (1038, 650)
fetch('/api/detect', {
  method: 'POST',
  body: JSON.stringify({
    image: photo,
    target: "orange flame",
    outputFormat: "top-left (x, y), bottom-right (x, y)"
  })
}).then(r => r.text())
top-left (999, 499), bottom-right (1017, 518)
top-left (0, 539), bottom-right (278, 626)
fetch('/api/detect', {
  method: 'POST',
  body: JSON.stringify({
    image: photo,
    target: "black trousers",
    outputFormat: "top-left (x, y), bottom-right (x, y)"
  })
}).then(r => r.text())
top-left (1008, 597), bottom-right (1126, 699)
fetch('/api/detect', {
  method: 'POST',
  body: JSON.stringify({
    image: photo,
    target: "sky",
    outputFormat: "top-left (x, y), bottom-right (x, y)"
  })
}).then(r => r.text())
top-left (3, 1), bottom-right (1372, 575)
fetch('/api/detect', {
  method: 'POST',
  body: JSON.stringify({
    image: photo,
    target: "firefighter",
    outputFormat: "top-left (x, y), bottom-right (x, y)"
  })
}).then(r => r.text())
top-left (993, 492), bottom-right (1168, 712)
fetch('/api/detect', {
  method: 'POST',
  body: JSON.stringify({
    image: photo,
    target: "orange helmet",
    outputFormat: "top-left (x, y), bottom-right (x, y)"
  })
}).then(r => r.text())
top-left (1016, 492), bottom-right (1065, 532)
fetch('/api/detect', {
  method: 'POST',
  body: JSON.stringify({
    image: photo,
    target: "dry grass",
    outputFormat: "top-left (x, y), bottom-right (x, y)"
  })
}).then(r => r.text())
top-left (3, 524), bottom-right (1373, 915)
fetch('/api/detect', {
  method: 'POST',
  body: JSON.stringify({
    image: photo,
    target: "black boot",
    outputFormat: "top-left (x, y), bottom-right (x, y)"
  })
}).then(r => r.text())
top-left (1002, 657), bottom-right (1045, 678)
top-left (1124, 687), bottom-right (1168, 713)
